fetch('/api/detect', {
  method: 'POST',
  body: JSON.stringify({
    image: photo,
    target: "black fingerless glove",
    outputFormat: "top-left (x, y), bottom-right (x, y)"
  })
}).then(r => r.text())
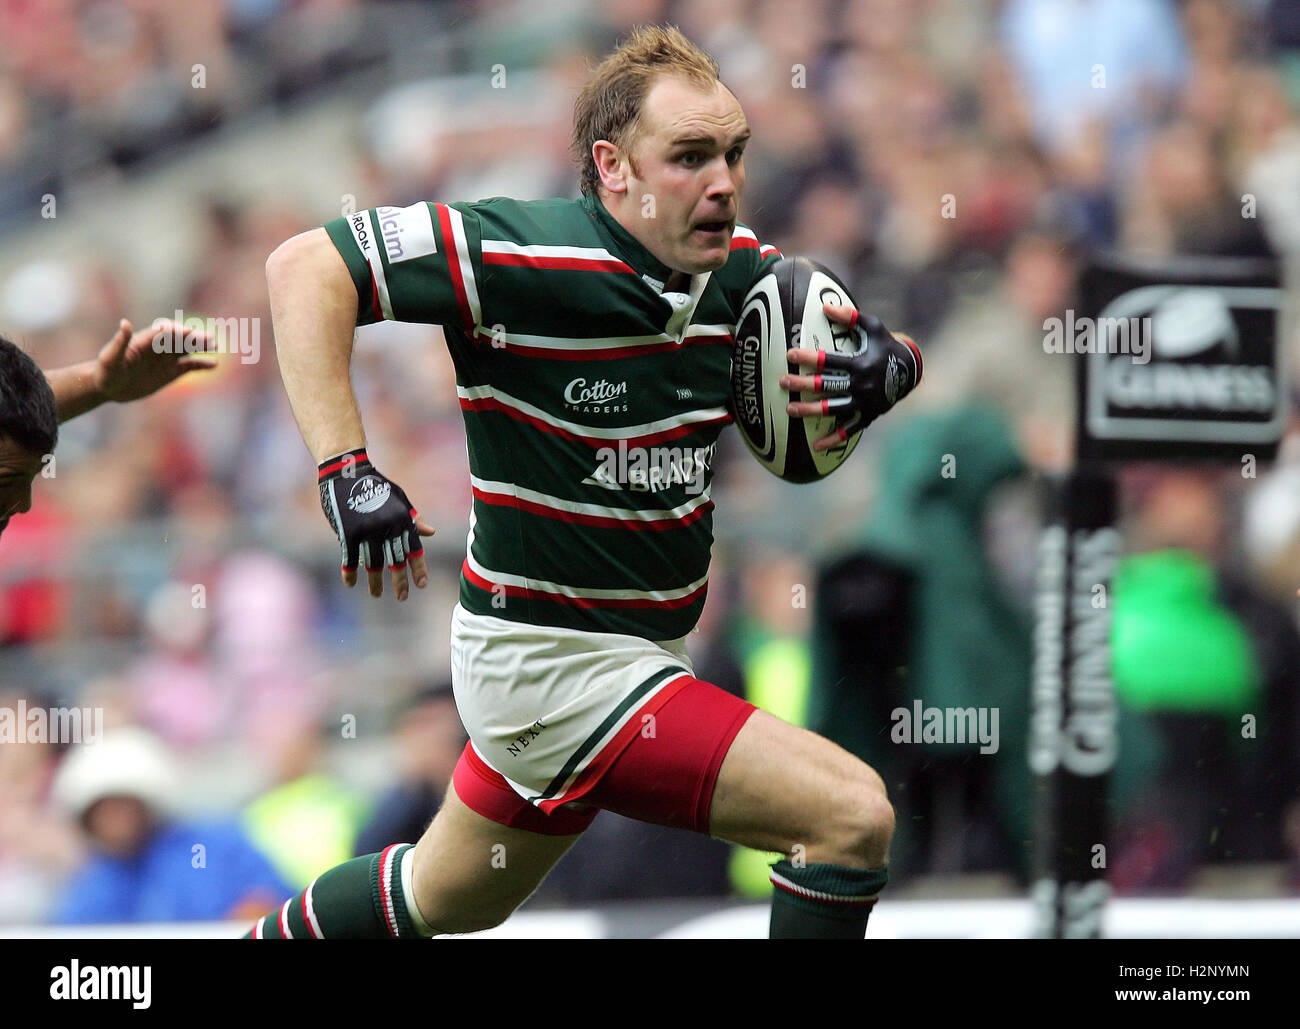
top-left (813, 313), bottom-right (923, 441)
top-left (318, 447), bottom-right (423, 573)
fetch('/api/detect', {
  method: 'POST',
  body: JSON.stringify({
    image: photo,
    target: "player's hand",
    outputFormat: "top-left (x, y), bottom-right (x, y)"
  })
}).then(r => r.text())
top-left (317, 448), bottom-right (435, 601)
top-left (782, 304), bottom-right (923, 451)
top-left (94, 318), bottom-right (218, 403)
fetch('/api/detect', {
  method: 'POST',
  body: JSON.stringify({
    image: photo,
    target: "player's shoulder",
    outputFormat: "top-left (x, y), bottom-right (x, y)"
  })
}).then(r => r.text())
top-left (459, 195), bottom-right (600, 247)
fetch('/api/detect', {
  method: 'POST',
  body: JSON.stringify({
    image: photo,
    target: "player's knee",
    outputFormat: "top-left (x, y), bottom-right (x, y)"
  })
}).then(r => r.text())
top-left (821, 774), bottom-right (894, 868)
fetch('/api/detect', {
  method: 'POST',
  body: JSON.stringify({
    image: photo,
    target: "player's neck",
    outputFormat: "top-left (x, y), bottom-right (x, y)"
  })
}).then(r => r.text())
top-left (664, 271), bottom-right (692, 293)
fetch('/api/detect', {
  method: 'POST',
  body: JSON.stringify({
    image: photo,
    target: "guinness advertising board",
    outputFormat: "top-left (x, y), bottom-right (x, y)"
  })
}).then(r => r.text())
top-left (1076, 253), bottom-right (1286, 462)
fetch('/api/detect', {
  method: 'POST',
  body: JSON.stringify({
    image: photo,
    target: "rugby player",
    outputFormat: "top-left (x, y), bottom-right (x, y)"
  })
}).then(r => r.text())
top-left (0, 319), bottom-right (215, 540)
top-left (249, 25), bottom-right (920, 940)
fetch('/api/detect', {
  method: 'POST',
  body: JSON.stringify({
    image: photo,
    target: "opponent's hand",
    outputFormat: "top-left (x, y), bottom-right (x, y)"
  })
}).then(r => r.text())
top-left (317, 448), bottom-right (435, 601)
top-left (94, 318), bottom-right (218, 403)
top-left (782, 304), bottom-right (923, 452)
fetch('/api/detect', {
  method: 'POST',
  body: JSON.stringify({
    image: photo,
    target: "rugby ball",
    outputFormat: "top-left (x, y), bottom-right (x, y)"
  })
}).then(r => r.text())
top-left (730, 256), bottom-right (863, 483)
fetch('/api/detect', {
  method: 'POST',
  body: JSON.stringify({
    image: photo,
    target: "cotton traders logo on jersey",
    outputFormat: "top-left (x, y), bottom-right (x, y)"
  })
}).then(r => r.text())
top-left (347, 475), bottom-right (391, 515)
top-left (564, 377), bottom-right (629, 414)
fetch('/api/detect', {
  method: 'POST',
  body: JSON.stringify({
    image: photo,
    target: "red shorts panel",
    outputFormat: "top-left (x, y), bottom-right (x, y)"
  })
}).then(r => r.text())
top-left (451, 676), bottom-right (756, 837)
top-left (453, 741), bottom-right (597, 835)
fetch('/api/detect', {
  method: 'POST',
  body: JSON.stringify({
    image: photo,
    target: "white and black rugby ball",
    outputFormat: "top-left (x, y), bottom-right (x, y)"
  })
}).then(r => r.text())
top-left (730, 256), bottom-right (864, 483)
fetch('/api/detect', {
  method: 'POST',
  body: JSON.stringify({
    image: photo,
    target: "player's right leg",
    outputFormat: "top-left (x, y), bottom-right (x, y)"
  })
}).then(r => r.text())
top-left (706, 708), bottom-right (895, 938)
top-left (574, 678), bottom-right (893, 938)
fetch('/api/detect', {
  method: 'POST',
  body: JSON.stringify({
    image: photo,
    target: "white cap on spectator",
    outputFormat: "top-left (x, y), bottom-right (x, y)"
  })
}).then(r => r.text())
top-left (0, 260), bottom-right (78, 333)
top-left (51, 726), bottom-right (177, 820)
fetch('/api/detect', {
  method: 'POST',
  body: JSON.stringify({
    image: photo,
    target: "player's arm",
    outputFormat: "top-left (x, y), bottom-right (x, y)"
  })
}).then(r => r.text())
top-left (266, 227), bottom-right (433, 600)
top-left (46, 318), bottom-right (216, 423)
top-left (265, 229), bottom-right (367, 461)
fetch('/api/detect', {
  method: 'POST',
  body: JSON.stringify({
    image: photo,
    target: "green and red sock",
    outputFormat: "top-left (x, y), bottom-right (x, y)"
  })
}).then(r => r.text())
top-left (768, 859), bottom-right (887, 939)
top-left (244, 843), bottom-right (430, 939)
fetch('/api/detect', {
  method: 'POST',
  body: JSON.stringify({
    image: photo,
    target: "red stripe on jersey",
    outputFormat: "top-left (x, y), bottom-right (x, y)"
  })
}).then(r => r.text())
top-left (482, 252), bottom-right (635, 274)
top-left (458, 395), bottom-right (730, 448)
top-left (729, 237), bottom-right (783, 257)
top-left (472, 485), bottom-right (712, 531)
top-left (462, 560), bottom-right (708, 611)
top-left (498, 340), bottom-right (687, 361)
top-left (682, 333), bottom-right (733, 347)
top-left (434, 204), bottom-right (474, 337)
top-left (368, 270), bottom-right (383, 322)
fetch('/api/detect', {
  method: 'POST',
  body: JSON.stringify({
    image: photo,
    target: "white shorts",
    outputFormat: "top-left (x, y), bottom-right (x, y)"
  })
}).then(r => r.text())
top-left (448, 603), bottom-right (696, 811)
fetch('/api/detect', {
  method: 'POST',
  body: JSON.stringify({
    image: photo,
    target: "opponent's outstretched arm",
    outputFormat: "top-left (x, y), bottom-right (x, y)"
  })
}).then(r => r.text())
top-left (46, 318), bottom-right (216, 423)
top-left (266, 228), bottom-right (433, 601)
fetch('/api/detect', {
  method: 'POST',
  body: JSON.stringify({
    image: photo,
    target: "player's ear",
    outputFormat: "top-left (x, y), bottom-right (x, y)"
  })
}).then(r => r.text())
top-left (592, 140), bottom-right (629, 195)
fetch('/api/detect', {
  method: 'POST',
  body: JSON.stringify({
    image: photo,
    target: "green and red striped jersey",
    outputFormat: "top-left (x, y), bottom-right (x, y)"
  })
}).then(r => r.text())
top-left (325, 193), bottom-right (780, 639)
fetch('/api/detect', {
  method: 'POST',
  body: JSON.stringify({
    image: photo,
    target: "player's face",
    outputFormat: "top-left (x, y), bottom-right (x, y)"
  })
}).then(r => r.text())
top-left (624, 76), bottom-right (749, 275)
top-left (0, 436), bottom-right (42, 540)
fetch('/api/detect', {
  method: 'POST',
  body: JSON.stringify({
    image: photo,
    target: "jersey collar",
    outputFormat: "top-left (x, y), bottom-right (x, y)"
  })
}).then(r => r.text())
top-left (580, 191), bottom-right (674, 289)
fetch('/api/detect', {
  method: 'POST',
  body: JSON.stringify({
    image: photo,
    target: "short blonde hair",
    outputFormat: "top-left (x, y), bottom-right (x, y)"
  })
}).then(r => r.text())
top-left (571, 25), bottom-right (722, 196)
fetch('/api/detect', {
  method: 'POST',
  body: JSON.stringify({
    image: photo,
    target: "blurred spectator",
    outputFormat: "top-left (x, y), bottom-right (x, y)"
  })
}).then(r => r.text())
top-left (241, 714), bottom-right (370, 891)
top-left (48, 726), bottom-right (289, 924)
top-left (0, 689), bottom-right (83, 923)
top-left (1000, 0), bottom-right (1186, 164)
top-left (128, 580), bottom-right (226, 747)
top-left (353, 680), bottom-right (464, 854)
top-left (1109, 470), bottom-right (1300, 892)
top-left (919, 229), bottom-right (1080, 471)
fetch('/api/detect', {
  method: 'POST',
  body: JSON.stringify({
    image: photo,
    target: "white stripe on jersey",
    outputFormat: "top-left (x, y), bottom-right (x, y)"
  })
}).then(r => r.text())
top-left (445, 206), bottom-right (481, 329)
top-left (732, 225), bottom-right (781, 256)
top-left (347, 211), bottom-right (394, 320)
top-left (470, 475), bottom-right (711, 523)
top-left (303, 879), bottom-right (324, 939)
top-left (481, 240), bottom-right (628, 265)
top-left (472, 322), bottom-right (733, 354)
top-left (277, 899), bottom-right (294, 940)
top-left (465, 549), bottom-right (709, 602)
top-left (456, 384), bottom-right (728, 441)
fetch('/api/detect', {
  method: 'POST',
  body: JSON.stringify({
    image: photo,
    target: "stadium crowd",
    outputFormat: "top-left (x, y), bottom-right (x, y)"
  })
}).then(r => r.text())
top-left (1, 0), bottom-right (1299, 924)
